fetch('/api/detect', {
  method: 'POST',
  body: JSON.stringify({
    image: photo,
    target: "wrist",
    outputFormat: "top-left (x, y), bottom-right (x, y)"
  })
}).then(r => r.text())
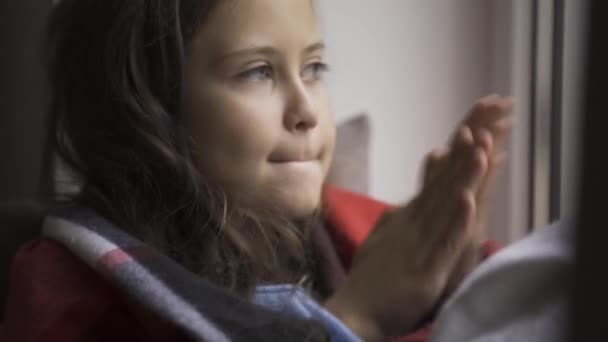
top-left (324, 287), bottom-right (386, 341)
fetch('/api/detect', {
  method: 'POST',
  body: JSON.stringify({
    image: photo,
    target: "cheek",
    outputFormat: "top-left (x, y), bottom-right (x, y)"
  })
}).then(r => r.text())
top-left (323, 118), bottom-right (336, 165)
top-left (183, 85), bottom-right (283, 173)
top-left (313, 88), bottom-right (336, 164)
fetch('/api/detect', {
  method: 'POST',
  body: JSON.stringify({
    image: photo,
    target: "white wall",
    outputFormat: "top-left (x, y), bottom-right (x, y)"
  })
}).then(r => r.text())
top-left (317, 1), bottom-right (543, 244)
top-left (317, 1), bottom-right (493, 204)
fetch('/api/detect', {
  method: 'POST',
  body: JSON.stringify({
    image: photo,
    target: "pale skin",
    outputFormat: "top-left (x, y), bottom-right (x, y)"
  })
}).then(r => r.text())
top-left (181, 0), bottom-right (513, 340)
top-left (182, 0), bottom-right (335, 219)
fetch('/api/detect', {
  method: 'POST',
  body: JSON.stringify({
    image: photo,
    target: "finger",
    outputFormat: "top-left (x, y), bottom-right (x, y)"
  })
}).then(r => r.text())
top-left (468, 94), bottom-right (502, 127)
top-left (490, 116), bottom-right (514, 152)
top-left (423, 147), bottom-right (450, 188)
top-left (472, 122), bottom-right (510, 212)
top-left (422, 126), bottom-right (484, 216)
top-left (448, 144), bottom-right (488, 196)
top-left (469, 147), bottom-right (489, 193)
top-left (417, 122), bottom-right (486, 244)
top-left (476, 152), bottom-right (507, 212)
top-left (458, 96), bottom-right (514, 145)
top-left (492, 115), bottom-right (515, 133)
top-left (444, 240), bottom-right (480, 297)
top-left (471, 114), bottom-right (511, 206)
top-left (452, 125), bottom-right (475, 156)
top-left (421, 126), bottom-right (472, 195)
top-left (435, 145), bottom-right (487, 234)
top-left (471, 95), bottom-right (514, 126)
top-left (416, 154), bottom-right (467, 244)
top-left (425, 188), bottom-right (476, 271)
top-left (473, 152), bottom-right (508, 235)
top-left (483, 98), bottom-right (514, 136)
top-left (475, 128), bottom-right (494, 156)
top-left (418, 140), bottom-right (486, 246)
top-left (477, 152), bottom-right (507, 199)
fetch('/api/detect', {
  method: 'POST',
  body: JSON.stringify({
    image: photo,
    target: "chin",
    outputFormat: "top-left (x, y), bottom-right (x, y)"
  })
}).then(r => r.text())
top-left (283, 201), bottom-right (320, 220)
top-left (274, 186), bottom-right (322, 220)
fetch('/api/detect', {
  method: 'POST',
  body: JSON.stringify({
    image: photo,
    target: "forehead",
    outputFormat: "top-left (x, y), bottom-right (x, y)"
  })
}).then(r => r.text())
top-left (191, 0), bottom-right (321, 53)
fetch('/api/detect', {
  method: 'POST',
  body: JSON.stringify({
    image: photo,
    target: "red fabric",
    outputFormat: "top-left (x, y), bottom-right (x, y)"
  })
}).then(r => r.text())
top-left (0, 239), bottom-right (175, 342)
top-left (322, 186), bottom-right (392, 269)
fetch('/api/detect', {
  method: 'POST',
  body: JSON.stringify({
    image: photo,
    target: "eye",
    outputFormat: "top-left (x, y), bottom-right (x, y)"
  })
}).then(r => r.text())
top-left (238, 65), bottom-right (273, 81)
top-left (302, 62), bottom-right (329, 81)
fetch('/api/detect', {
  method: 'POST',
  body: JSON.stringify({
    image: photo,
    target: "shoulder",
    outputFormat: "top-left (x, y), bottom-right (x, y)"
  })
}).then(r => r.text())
top-left (2, 238), bottom-right (133, 341)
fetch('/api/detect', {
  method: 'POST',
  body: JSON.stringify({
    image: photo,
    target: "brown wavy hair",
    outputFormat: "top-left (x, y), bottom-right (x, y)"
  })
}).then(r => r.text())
top-left (44, 0), bottom-right (316, 296)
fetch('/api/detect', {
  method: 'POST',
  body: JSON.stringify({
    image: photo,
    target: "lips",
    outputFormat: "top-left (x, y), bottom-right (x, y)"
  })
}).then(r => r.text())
top-left (269, 156), bottom-right (317, 163)
top-left (268, 149), bottom-right (320, 163)
top-left (268, 144), bottom-right (321, 163)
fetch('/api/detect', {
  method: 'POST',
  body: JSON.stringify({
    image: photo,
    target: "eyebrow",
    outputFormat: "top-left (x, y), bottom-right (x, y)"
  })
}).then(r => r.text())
top-left (220, 41), bottom-right (325, 60)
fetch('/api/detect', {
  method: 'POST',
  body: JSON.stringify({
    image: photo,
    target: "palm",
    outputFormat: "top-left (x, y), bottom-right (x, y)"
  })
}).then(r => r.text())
top-left (422, 95), bottom-right (514, 293)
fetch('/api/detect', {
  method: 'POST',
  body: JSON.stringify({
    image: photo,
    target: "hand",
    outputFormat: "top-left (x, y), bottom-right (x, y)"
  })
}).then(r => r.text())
top-left (325, 111), bottom-right (491, 340)
top-left (423, 95), bottom-right (514, 294)
top-left (424, 94), bottom-right (514, 228)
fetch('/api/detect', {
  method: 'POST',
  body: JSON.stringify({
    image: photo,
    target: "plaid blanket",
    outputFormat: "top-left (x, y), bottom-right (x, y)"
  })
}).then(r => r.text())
top-left (4, 187), bottom-right (500, 341)
top-left (40, 206), bottom-right (360, 341)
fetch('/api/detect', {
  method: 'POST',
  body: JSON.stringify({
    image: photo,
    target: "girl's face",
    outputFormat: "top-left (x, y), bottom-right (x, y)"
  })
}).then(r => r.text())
top-left (182, 0), bottom-right (335, 219)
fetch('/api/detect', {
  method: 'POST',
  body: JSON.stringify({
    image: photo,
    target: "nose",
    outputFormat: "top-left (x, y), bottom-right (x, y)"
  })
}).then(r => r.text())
top-left (283, 77), bottom-right (318, 133)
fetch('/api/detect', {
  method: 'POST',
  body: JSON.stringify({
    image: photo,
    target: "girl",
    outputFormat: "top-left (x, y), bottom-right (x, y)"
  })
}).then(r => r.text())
top-left (2, 0), bottom-right (513, 341)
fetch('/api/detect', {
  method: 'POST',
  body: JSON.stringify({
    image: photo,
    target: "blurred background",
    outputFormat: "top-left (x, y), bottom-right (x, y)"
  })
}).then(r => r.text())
top-left (0, 0), bottom-right (587, 245)
top-left (318, 0), bottom-right (587, 243)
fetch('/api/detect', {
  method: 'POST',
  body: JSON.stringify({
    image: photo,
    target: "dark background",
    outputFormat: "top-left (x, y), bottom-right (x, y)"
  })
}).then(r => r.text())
top-left (572, 0), bottom-right (608, 340)
top-left (0, 1), bottom-right (53, 202)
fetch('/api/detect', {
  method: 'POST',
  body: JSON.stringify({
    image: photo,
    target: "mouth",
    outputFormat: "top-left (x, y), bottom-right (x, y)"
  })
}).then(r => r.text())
top-left (266, 147), bottom-right (325, 183)
top-left (268, 158), bottom-right (318, 164)
top-left (267, 151), bottom-right (321, 164)
top-left (267, 159), bottom-right (322, 178)
top-left (267, 152), bottom-right (323, 175)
